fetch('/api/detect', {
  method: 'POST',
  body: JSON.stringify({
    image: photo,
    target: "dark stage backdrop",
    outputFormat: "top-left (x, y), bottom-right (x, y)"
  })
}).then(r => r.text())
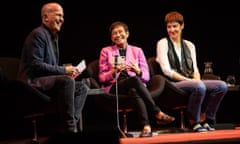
top-left (1, 0), bottom-right (239, 83)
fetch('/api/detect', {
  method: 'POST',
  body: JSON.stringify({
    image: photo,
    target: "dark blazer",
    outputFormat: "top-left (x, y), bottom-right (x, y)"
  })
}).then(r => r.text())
top-left (18, 25), bottom-right (65, 90)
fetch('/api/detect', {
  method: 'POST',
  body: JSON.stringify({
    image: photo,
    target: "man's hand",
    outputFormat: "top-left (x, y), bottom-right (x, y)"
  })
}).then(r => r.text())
top-left (65, 65), bottom-right (80, 79)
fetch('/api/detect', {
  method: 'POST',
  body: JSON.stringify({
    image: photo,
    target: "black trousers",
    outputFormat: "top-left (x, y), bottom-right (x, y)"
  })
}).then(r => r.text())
top-left (110, 76), bottom-right (160, 127)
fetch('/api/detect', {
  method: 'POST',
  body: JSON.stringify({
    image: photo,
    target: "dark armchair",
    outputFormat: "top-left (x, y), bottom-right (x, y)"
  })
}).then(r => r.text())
top-left (86, 59), bottom-right (133, 137)
top-left (0, 57), bottom-right (55, 143)
top-left (147, 57), bottom-right (190, 130)
top-left (86, 59), bottom-right (166, 136)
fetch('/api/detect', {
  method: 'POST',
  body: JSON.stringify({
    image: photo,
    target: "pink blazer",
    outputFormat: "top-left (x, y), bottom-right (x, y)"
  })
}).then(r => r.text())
top-left (98, 44), bottom-right (150, 92)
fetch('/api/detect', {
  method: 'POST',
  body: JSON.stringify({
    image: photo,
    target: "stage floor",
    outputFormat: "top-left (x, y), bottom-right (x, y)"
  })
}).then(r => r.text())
top-left (1, 124), bottom-right (240, 144)
top-left (120, 127), bottom-right (240, 144)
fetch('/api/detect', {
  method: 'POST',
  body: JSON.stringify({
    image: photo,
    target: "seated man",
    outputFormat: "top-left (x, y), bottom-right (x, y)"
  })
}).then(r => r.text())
top-left (18, 2), bottom-right (89, 134)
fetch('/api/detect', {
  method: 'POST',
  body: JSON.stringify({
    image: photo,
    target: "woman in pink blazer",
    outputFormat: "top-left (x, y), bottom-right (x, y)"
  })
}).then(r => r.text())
top-left (98, 21), bottom-right (175, 137)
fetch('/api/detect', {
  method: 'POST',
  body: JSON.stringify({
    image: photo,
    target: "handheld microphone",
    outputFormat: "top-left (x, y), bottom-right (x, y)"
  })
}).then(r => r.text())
top-left (114, 55), bottom-right (118, 69)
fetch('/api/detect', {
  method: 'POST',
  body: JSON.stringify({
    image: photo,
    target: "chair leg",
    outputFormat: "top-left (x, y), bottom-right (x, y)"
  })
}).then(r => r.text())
top-left (25, 118), bottom-right (40, 144)
top-left (24, 113), bottom-right (45, 144)
top-left (78, 111), bottom-right (83, 132)
top-left (32, 119), bottom-right (38, 141)
top-left (122, 111), bottom-right (127, 133)
top-left (119, 109), bottom-right (134, 137)
top-left (180, 110), bottom-right (185, 129)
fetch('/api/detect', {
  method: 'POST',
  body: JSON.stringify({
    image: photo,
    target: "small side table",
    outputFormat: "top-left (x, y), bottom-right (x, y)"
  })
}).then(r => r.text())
top-left (227, 85), bottom-right (240, 91)
top-left (217, 85), bottom-right (240, 125)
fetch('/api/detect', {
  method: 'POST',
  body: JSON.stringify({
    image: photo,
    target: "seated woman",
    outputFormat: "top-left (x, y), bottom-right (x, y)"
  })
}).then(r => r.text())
top-left (156, 11), bottom-right (227, 132)
top-left (98, 21), bottom-right (175, 137)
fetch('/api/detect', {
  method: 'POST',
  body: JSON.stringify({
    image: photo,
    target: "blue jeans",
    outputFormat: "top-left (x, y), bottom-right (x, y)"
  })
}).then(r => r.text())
top-left (173, 80), bottom-right (227, 122)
